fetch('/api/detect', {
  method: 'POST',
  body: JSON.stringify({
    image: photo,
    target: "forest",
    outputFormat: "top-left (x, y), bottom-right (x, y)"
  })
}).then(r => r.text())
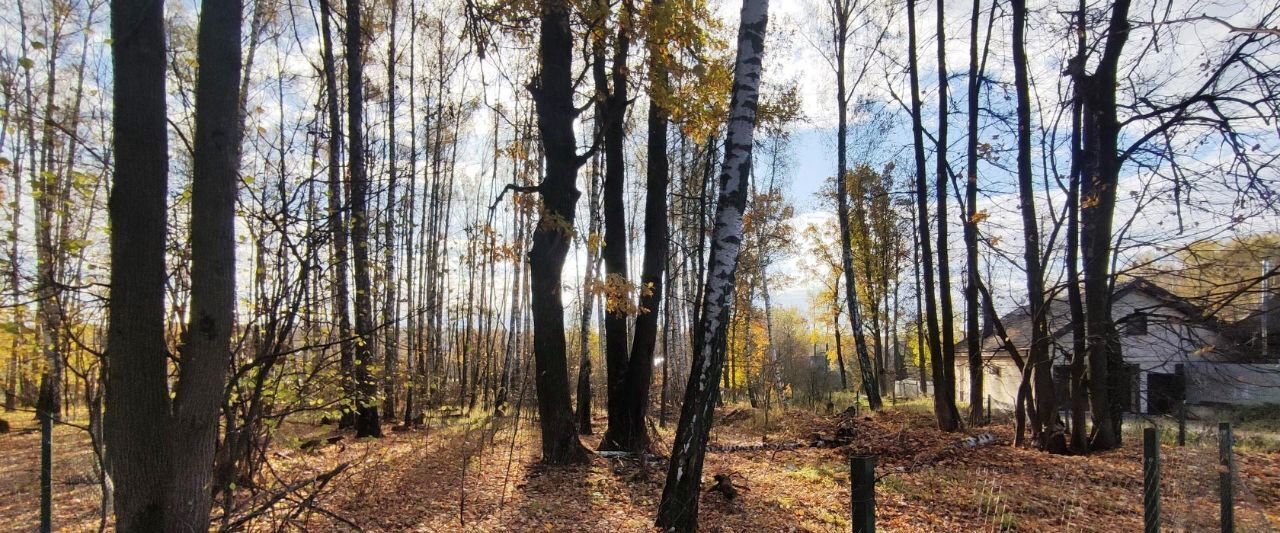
top-left (1, 0), bottom-right (1278, 530)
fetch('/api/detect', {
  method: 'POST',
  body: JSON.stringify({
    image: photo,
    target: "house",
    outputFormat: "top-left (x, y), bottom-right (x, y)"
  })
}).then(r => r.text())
top-left (955, 279), bottom-right (1280, 415)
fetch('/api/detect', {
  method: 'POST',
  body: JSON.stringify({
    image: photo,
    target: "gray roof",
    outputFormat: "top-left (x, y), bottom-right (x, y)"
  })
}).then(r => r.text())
top-left (955, 278), bottom-right (1242, 359)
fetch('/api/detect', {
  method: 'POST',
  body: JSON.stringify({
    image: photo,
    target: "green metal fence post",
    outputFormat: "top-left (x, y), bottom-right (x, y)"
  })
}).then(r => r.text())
top-left (1144, 427), bottom-right (1160, 533)
top-left (1220, 422), bottom-right (1234, 533)
top-left (1177, 401), bottom-right (1186, 446)
top-left (851, 455), bottom-right (876, 533)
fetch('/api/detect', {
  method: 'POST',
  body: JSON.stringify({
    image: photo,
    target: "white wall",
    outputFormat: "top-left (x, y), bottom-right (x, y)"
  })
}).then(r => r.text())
top-left (1186, 363), bottom-right (1280, 405)
top-left (955, 357), bottom-right (1022, 412)
top-left (954, 291), bottom-right (1244, 414)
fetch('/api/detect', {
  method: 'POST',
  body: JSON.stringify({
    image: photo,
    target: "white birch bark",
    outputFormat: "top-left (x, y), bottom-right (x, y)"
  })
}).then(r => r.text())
top-left (656, 0), bottom-right (770, 529)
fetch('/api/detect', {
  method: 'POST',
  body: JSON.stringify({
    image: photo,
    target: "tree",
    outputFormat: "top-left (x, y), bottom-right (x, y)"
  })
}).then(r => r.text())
top-left (847, 164), bottom-right (904, 395)
top-left (103, 0), bottom-right (174, 527)
top-left (1071, 0), bottom-right (1132, 451)
top-left (345, 0), bottom-right (382, 438)
top-left (104, 0), bottom-right (243, 528)
top-left (381, 0), bottom-right (401, 422)
top-left (526, 0), bottom-right (592, 464)
top-left (932, 0), bottom-right (960, 432)
top-left (828, 0), bottom-right (881, 410)
top-left (1009, 0), bottom-right (1061, 451)
top-left (577, 145), bottom-right (602, 435)
top-left (598, 0), bottom-right (637, 452)
top-left (906, 0), bottom-right (959, 432)
top-left (801, 221), bottom-right (848, 390)
top-left (318, 0), bottom-right (356, 431)
top-left (602, 0), bottom-right (674, 454)
top-left (656, 0), bottom-right (769, 529)
top-left (166, 0), bottom-right (244, 525)
top-left (750, 94), bottom-right (800, 411)
top-left (1066, 0), bottom-right (1278, 451)
top-left (961, 0), bottom-right (984, 427)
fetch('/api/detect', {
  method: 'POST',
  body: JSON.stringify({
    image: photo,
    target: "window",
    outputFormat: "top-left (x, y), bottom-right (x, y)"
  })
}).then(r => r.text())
top-left (1124, 313), bottom-right (1148, 336)
top-left (1052, 365), bottom-right (1072, 412)
top-left (1124, 364), bottom-right (1140, 413)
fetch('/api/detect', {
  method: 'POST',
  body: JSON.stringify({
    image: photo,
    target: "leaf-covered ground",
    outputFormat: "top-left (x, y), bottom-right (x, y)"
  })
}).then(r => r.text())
top-left (1, 402), bottom-right (1276, 531)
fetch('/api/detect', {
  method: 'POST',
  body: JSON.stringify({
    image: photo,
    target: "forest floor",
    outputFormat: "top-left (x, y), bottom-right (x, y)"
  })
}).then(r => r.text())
top-left (2, 400), bottom-right (1278, 532)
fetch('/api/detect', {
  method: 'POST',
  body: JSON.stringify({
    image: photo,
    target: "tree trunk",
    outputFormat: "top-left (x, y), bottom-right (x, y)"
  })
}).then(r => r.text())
top-left (103, 0), bottom-right (173, 528)
top-left (318, 0), bottom-right (356, 430)
top-left (933, 0), bottom-right (961, 432)
top-left (29, 2), bottom-right (68, 431)
top-left (528, 0), bottom-right (591, 465)
top-left (963, 0), bottom-right (984, 427)
top-left (1074, 0), bottom-right (1133, 452)
top-left (1065, 0), bottom-right (1090, 452)
top-left (1010, 0), bottom-right (1063, 452)
top-left (831, 0), bottom-right (882, 411)
top-left (163, 0), bottom-right (243, 528)
top-left (576, 147), bottom-right (601, 434)
top-left (602, 0), bottom-right (669, 454)
top-left (381, 0), bottom-right (400, 421)
top-left (346, 0), bottom-right (382, 438)
top-left (833, 308), bottom-right (847, 390)
top-left (655, 1), bottom-right (769, 529)
top-left (598, 0), bottom-right (635, 451)
top-left (912, 205), bottom-right (927, 395)
top-left (2, 56), bottom-right (20, 412)
top-left (907, 0), bottom-right (958, 431)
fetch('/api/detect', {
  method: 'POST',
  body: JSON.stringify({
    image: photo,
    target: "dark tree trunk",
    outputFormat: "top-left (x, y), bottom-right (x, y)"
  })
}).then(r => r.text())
top-left (1073, 0), bottom-right (1133, 452)
top-left (346, 0), bottom-right (382, 438)
top-left (912, 205), bottom-right (927, 395)
top-left (318, 0), bottom-right (356, 430)
top-left (907, 0), bottom-right (958, 431)
top-left (604, 0), bottom-right (675, 453)
top-left (833, 309), bottom-right (847, 390)
top-left (381, 0), bottom-right (399, 421)
top-left (605, 0), bottom-right (670, 453)
top-left (164, 0), bottom-right (243, 528)
top-left (598, 0), bottom-right (635, 451)
top-left (655, 1), bottom-right (769, 529)
top-left (528, 0), bottom-right (591, 465)
top-left (1065, 0), bottom-right (1090, 452)
top-left (933, 0), bottom-right (961, 432)
top-left (830, 0), bottom-right (882, 410)
top-left (963, 0), bottom-right (984, 427)
top-left (1010, 0), bottom-right (1063, 452)
top-left (103, 0), bottom-right (173, 528)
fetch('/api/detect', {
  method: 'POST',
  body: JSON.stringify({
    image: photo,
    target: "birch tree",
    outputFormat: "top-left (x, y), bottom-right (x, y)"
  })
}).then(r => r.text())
top-left (656, 0), bottom-right (769, 529)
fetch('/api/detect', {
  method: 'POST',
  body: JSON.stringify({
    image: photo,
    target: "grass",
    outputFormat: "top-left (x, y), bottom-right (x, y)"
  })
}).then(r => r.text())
top-left (1225, 403), bottom-right (1280, 433)
top-left (1122, 404), bottom-right (1280, 453)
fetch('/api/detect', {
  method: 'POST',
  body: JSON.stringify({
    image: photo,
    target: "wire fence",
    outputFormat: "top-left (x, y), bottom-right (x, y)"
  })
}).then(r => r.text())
top-left (871, 421), bottom-right (1277, 532)
top-left (1157, 422), bottom-right (1274, 532)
